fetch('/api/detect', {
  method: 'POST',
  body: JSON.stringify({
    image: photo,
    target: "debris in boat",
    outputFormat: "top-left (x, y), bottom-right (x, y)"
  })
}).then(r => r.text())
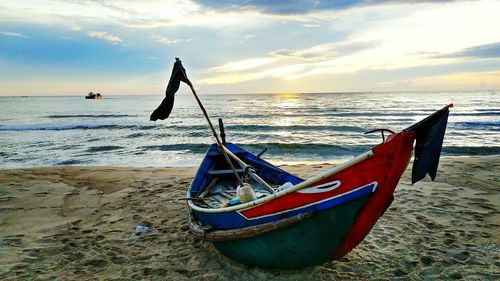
top-left (276, 182), bottom-right (293, 192)
top-left (236, 183), bottom-right (256, 203)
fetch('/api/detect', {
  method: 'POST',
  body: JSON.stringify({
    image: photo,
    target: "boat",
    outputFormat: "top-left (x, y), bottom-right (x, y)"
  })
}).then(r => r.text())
top-left (149, 58), bottom-right (452, 269)
top-left (85, 92), bottom-right (102, 99)
top-left (187, 104), bottom-right (453, 269)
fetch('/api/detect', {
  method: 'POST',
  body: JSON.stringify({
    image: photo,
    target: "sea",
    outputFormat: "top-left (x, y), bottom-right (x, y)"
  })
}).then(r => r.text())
top-left (0, 91), bottom-right (499, 169)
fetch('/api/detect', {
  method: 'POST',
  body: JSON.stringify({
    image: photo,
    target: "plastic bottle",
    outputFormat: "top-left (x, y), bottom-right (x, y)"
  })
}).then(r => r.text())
top-left (276, 182), bottom-right (294, 192)
top-left (135, 226), bottom-right (153, 233)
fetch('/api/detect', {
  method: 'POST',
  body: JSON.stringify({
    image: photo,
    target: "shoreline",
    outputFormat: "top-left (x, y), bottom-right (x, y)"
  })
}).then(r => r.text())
top-left (0, 156), bottom-right (498, 280)
top-left (3, 154), bottom-right (499, 171)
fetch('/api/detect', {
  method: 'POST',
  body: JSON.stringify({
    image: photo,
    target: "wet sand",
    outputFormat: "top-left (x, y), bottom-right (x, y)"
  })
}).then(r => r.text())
top-left (0, 156), bottom-right (498, 280)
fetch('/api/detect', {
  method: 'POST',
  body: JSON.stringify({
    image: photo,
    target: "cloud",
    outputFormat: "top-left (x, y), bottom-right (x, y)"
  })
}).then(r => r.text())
top-left (1, 0), bottom-right (499, 95)
top-left (149, 34), bottom-right (184, 45)
top-left (87, 31), bottom-right (123, 43)
top-left (191, 0), bottom-right (373, 14)
top-left (191, 0), bottom-right (459, 15)
top-left (0, 0), bottom-right (268, 29)
top-left (0, 1), bottom-right (188, 28)
top-left (405, 70), bottom-right (500, 90)
top-left (302, 22), bottom-right (320, 28)
top-left (200, 2), bottom-right (500, 84)
top-left (210, 57), bottom-right (277, 72)
top-left (437, 42), bottom-right (500, 59)
top-left (1, 31), bottom-right (28, 38)
top-left (270, 41), bottom-right (378, 61)
top-left (197, 0), bottom-right (500, 88)
top-left (69, 26), bottom-right (81, 31)
top-left (200, 63), bottom-right (309, 84)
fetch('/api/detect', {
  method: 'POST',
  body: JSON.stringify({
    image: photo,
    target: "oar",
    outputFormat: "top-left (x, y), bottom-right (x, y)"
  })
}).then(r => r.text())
top-left (221, 145), bottom-right (275, 193)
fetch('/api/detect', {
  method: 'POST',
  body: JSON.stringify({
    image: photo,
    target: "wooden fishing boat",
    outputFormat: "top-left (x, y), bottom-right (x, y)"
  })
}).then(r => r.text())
top-left (149, 58), bottom-right (452, 269)
top-left (187, 105), bottom-right (453, 269)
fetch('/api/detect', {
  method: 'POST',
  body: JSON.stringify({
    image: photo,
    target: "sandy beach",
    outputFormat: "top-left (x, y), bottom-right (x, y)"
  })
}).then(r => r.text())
top-left (0, 156), bottom-right (498, 280)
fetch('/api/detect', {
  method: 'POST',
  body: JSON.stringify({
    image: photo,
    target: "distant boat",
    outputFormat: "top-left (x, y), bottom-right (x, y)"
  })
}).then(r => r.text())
top-left (187, 104), bottom-right (452, 268)
top-left (85, 92), bottom-right (102, 99)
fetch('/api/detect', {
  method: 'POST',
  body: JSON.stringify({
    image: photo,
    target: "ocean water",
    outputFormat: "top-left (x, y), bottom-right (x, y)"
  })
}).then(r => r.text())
top-left (0, 91), bottom-right (499, 169)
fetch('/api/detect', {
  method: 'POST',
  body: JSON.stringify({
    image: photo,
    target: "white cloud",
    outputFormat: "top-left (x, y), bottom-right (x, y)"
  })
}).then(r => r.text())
top-left (149, 34), bottom-right (183, 45)
top-left (302, 23), bottom-right (320, 28)
top-left (200, 0), bottom-right (500, 85)
top-left (1, 31), bottom-right (28, 38)
top-left (210, 58), bottom-right (277, 72)
top-left (1, 0), bottom-right (499, 94)
top-left (87, 31), bottom-right (123, 43)
top-left (383, 71), bottom-right (500, 91)
top-left (0, 0), bottom-right (272, 29)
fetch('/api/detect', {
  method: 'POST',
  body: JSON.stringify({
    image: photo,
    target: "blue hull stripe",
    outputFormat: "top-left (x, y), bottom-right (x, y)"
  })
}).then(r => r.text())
top-left (194, 182), bottom-right (377, 230)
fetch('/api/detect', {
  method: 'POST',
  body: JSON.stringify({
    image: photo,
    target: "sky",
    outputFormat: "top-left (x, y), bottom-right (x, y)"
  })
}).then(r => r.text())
top-left (0, 0), bottom-right (499, 96)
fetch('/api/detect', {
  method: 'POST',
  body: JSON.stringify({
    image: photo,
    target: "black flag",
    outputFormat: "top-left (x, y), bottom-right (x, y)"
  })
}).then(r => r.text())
top-left (150, 58), bottom-right (191, 121)
top-left (407, 104), bottom-right (452, 184)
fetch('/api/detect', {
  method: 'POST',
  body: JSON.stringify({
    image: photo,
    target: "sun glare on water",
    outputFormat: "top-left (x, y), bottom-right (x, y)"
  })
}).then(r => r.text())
top-left (270, 93), bottom-right (305, 128)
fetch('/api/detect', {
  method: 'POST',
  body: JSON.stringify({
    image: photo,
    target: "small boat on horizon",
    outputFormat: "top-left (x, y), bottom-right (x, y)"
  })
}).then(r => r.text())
top-left (85, 92), bottom-right (102, 99)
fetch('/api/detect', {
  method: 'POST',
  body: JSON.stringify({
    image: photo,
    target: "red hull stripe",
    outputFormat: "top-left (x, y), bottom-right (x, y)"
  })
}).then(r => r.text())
top-left (239, 181), bottom-right (378, 220)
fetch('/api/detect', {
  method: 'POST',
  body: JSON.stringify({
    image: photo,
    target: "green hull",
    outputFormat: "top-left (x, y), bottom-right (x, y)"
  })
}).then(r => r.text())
top-left (213, 195), bottom-right (370, 268)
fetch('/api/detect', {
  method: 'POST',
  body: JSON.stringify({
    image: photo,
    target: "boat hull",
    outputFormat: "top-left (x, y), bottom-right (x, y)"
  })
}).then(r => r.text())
top-left (213, 194), bottom-right (371, 268)
top-left (185, 104), bottom-right (452, 268)
top-left (188, 131), bottom-right (415, 268)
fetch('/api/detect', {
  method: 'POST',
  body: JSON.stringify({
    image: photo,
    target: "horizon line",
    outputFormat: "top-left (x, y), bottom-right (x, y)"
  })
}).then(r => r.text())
top-left (0, 89), bottom-right (498, 97)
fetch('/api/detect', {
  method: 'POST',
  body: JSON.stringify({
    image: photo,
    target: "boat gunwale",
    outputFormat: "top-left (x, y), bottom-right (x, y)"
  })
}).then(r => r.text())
top-left (187, 149), bottom-right (375, 214)
top-left (189, 209), bottom-right (314, 241)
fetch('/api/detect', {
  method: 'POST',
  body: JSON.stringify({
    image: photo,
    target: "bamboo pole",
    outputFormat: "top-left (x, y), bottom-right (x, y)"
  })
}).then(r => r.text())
top-left (220, 145), bottom-right (275, 193)
top-left (188, 150), bottom-right (374, 213)
top-left (187, 84), bottom-right (243, 186)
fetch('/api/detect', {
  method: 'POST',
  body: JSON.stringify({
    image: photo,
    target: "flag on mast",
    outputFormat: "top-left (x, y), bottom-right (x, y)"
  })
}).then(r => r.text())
top-left (406, 104), bottom-right (452, 184)
top-left (150, 58), bottom-right (192, 121)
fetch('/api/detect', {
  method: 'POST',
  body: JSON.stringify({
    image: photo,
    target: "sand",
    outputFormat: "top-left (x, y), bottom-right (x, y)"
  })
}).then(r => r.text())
top-left (0, 156), bottom-right (498, 280)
